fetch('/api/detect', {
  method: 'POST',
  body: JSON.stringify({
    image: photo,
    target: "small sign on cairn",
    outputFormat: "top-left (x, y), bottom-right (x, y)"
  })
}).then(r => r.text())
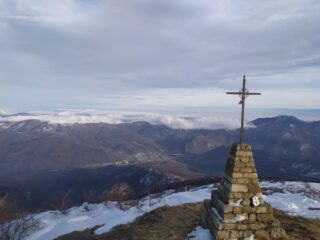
top-left (201, 76), bottom-right (287, 239)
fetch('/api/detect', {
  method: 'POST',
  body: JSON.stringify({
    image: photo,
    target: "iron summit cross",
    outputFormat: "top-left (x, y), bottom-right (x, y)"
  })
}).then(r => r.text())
top-left (227, 75), bottom-right (261, 144)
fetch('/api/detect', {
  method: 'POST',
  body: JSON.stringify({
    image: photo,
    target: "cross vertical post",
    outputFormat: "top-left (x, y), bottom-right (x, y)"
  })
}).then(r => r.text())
top-left (226, 75), bottom-right (261, 144)
top-left (240, 75), bottom-right (246, 143)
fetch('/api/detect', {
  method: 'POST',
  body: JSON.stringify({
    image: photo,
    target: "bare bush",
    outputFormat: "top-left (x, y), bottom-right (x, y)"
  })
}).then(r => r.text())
top-left (49, 192), bottom-right (71, 214)
top-left (0, 215), bottom-right (40, 240)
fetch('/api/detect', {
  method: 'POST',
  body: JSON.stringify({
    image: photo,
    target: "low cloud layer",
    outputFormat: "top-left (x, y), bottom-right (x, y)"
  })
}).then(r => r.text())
top-left (0, 110), bottom-right (247, 130)
top-left (0, 0), bottom-right (319, 111)
top-left (1, 109), bottom-right (319, 129)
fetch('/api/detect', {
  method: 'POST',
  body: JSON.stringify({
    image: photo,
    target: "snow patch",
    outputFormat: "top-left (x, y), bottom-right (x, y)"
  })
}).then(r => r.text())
top-left (226, 214), bottom-right (247, 223)
top-left (229, 199), bottom-right (243, 207)
top-left (244, 235), bottom-right (255, 240)
top-left (186, 226), bottom-right (212, 240)
top-left (211, 207), bottom-right (223, 222)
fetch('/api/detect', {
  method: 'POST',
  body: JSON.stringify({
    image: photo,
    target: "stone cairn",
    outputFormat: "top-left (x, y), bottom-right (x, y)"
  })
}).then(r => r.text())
top-left (201, 143), bottom-right (287, 240)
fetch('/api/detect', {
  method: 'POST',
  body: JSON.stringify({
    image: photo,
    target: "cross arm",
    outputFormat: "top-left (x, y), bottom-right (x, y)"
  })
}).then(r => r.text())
top-left (245, 92), bottom-right (261, 95)
top-left (226, 92), bottom-right (241, 95)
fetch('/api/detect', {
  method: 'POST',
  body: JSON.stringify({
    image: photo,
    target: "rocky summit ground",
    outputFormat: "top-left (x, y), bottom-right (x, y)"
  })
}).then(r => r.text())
top-left (57, 203), bottom-right (320, 240)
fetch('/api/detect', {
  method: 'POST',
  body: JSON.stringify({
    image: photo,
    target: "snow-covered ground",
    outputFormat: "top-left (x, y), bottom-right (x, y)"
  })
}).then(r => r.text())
top-left (261, 181), bottom-right (320, 218)
top-left (20, 181), bottom-right (320, 240)
top-left (25, 185), bottom-right (215, 240)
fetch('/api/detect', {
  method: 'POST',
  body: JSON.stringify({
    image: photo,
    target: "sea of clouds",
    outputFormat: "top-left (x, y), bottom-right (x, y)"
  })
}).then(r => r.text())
top-left (0, 109), bottom-right (249, 130)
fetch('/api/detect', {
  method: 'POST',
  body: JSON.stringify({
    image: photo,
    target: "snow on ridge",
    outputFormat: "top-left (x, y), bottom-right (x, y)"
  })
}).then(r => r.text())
top-left (0, 110), bottom-right (248, 130)
top-left (24, 184), bottom-right (216, 240)
top-left (19, 181), bottom-right (320, 240)
top-left (261, 181), bottom-right (320, 196)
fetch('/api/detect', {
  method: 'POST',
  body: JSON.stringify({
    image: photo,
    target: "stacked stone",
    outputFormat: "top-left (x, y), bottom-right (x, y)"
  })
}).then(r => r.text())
top-left (201, 143), bottom-right (287, 240)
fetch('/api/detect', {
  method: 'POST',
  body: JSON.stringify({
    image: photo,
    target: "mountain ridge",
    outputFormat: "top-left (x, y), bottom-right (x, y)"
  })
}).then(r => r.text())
top-left (0, 115), bottom-right (319, 180)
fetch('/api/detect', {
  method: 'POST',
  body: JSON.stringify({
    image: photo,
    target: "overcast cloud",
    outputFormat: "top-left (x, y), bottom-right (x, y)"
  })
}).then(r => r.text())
top-left (0, 0), bottom-right (319, 112)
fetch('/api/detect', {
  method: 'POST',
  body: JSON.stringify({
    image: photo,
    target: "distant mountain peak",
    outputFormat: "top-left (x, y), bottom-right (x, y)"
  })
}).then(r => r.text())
top-left (251, 115), bottom-right (302, 127)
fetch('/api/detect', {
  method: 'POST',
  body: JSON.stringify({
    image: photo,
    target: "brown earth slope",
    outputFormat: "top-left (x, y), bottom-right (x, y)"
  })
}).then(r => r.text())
top-left (56, 203), bottom-right (320, 240)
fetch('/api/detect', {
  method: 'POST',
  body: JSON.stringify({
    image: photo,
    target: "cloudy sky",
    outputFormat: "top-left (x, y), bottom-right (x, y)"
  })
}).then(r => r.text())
top-left (0, 0), bottom-right (319, 113)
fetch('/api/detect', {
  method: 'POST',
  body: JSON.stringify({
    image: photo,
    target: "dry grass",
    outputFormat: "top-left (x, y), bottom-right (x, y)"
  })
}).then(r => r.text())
top-left (274, 209), bottom-right (320, 240)
top-left (98, 203), bottom-right (202, 240)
